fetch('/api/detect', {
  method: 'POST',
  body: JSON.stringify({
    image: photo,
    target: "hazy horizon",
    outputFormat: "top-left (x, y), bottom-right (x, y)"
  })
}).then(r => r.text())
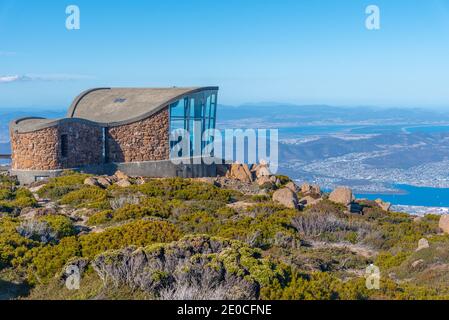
top-left (1, 102), bottom-right (449, 113)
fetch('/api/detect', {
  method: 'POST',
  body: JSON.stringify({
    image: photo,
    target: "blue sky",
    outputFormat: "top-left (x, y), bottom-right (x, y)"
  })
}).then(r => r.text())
top-left (0, 0), bottom-right (449, 109)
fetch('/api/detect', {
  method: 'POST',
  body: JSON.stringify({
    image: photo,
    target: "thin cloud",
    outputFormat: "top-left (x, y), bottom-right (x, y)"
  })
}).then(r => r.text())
top-left (0, 74), bottom-right (94, 84)
top-left (0, 75), bottom-right (22, 83)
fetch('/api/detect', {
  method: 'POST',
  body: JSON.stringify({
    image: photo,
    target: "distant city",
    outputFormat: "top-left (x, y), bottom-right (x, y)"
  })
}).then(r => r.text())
top-left (218, 103), bottom-right (449, 213)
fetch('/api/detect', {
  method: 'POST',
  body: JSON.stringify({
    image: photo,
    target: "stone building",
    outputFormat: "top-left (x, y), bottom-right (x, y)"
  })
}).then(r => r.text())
top-left (10, 87), bottom-right (220, 184)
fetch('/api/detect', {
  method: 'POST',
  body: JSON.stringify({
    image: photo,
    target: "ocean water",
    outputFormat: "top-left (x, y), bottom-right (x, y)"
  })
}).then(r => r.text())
top-left (356, 184), bottom-right (449, 207)
top-left (405, 125), bottom-right (449, 134)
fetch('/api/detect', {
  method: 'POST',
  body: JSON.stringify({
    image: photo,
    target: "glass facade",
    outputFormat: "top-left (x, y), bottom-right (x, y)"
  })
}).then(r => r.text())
top-left (170, 90), bottom-right (218, 158)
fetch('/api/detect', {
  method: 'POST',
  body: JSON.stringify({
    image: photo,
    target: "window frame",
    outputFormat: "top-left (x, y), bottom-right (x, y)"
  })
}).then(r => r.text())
top-left (169, 90), bottom-right (218, 159)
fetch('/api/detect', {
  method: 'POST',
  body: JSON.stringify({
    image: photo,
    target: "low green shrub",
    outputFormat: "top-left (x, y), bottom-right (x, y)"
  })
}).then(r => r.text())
top-left (375, 251), bottom-right (410, 269)
top-left (80, 219), bottom-right (181, 258)
top-left (0, 218), bottom-right (40, 269)
top-left (25, 237), bottom-right (81, 285)
top-left (87, 210), bottom-right (113, 226)
top-left (0, 188), bottom-right (13, 201)
top-left (37, 172), bottom-right (91, 200)
top-left (112, 197), bottom-right (171, 222)
top-left (217, 205), bottom-right (299, 249)
top-left (135, 178), bottom-right (240, 202)
top-left (0, 187), bottom-right (37, 214)
top-left (40, 215), bottom-right (76, 239)
top-left (59, 186), bottom-right (109, 209)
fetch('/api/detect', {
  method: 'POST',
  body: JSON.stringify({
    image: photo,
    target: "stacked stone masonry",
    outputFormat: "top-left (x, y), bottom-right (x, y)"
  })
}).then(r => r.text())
top-left (107, 108), bottom-right (170, 163)
top-left (11, 122), bottom-right (103, 171)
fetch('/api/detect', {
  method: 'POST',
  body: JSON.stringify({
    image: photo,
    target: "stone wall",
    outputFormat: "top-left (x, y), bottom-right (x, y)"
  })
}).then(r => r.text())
top-left (58, 122), bottom-right (103, 169)
top-left (107, 107), bottom-right (170, 163)
top-left (11, 122), bottom-right (103, 171)
top-left (11, 127), bottom-right (60, 170)
top-left (11, 108), bottom-right (170, 171)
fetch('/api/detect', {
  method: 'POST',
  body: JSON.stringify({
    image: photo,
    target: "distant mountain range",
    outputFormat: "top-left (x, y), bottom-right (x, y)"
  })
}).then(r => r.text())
top-left (217, 104), bottom-right (449, 128)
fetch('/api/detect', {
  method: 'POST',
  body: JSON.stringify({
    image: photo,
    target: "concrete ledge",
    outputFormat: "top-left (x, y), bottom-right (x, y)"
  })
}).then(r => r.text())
top-left (10, 169), bottom-right (65, 185)
top-left (10, 158), bottom-right (226, 184)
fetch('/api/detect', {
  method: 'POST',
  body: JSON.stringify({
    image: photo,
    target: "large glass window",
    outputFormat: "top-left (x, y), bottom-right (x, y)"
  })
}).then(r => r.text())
top-left (170, 98), bottom-right (187, 118)
top-left (169, 91), bottom-right (218, 159)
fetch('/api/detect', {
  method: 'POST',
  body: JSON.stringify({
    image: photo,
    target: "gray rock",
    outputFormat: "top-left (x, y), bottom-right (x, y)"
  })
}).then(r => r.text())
top-left (116, 179), bottom-right (132, 188)
top-left (416, 238), bottom-right (430, 251)
top-left (301, 183), bottom-right (321, 196)
top-left (256, 176), bottom-right (274, 187)
top-left (285, 182), bottom-right (299, 193)
top-left (96, 177), bottom-right (112, 188)
top-left (375, 199), bottom-right (391, 212)
top-left (114, 170), bottom-right (129, 181)
top-left (226, 164), bottom-right (254, 183)
top-left (439, 215), bottom-right (449, 234)
top-left (299, 195), bottom-right (322, 207)
top-left (84, 177), bottom-right (101, 187)
top-left (411, 259), bottom-right (425, 269)
top-left (272, 188), bottom-right (299, 209)
top-left (329, 187), bottom-right (354, 206)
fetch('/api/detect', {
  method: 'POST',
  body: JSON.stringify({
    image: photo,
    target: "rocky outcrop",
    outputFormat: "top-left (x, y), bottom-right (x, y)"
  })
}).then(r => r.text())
top-left (301, 183), bottom-right (321, 196)
top-left (251, 161), bottom-right (271, 179)
top-left (84, 176), bottom-right (114, 189)
top-left (299, 195), bottom-right (322, 207)
top-left (84, 177), bottom-right (101, 188)
top-left (439, 215), bottom-right (449, 234)
top-left (256, 175), bottom-right (274, 187)
top-left (96, 177), bottom-right (112, 188)
top-left (375, 199), bottom-right (391, 212)
top-left (329, 187), bottom-right (354, 206)
top-left (226, 164), bottom-right (253, 183)
top-left (416, 238), bottom-right (430, 251)
top-left (116, 179), bottom-right (132, 188)
top-left (20, 207), bottom-right (57, 219)
top-left (114, 171), bottom-right (129, 181)
top-left (286, 182), bottom-right (299, 193)
top-left (411, 259), bottom-right (425, 269)
top-left (272, 188), bottom-right (299, 210)
top-left (215, 177), bottom-right (260, 195)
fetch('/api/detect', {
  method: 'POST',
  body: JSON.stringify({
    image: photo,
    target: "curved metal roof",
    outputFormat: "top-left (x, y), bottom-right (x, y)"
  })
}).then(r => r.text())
top-left (67, 87), bottom-right (218, 126)
top-left (11, 86), bottom-right (219, 133)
